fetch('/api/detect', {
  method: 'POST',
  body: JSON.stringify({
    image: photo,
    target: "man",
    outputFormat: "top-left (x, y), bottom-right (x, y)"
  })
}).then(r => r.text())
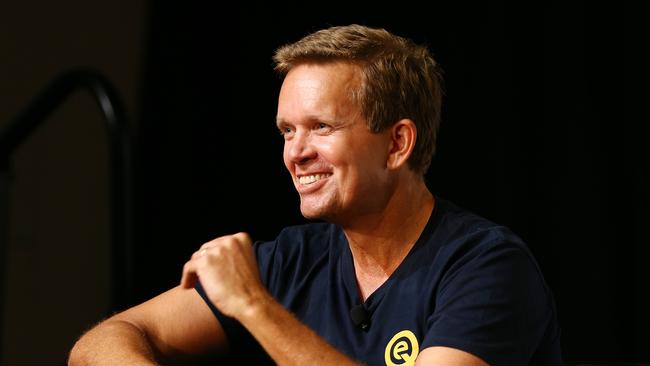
top-left (69, 24), bottom-right (563, 365)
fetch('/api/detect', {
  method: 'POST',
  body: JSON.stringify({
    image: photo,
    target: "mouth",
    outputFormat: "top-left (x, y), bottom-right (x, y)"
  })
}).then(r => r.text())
top-left (297, 173), bottom-right (332, 186)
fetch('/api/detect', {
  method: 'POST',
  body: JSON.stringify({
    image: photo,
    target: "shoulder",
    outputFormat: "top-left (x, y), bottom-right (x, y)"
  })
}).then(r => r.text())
top-left (253, 222), bottom-right (344, 275)
top-left (434, 198), bottom-right (529, 253)
top-left (431, 198), bottom-right (544, 284)
top-left (256, 221), bottom-right (342, 253)
top-left (277, 221), bottom-right (343, 242)
top-left (434, 197), bottom-right (520, 244)
top-left (421, 200), bottom-right (561, 364)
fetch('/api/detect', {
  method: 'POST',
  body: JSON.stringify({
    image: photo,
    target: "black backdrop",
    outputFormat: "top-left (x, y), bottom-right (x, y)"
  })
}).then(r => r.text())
top-left (132, 1), bottom-right (649, 363)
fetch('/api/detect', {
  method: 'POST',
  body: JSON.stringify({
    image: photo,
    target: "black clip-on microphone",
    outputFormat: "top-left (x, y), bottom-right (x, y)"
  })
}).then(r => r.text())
top-left (350, 303), bottom-right (371, 332)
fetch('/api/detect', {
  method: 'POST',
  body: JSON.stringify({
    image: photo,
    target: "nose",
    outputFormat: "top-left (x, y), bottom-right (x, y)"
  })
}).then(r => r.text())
top-left (285, 130), bottom-right (316, 165)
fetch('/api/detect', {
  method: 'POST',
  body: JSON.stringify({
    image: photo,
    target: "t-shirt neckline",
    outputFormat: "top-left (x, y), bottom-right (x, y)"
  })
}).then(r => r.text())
top-left (340, 197), bottom-right (442, 311)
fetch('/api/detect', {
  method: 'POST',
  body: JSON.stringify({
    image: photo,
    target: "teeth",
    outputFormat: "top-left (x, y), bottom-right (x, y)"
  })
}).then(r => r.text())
top-left (299, 174), bottom-right (331, 185)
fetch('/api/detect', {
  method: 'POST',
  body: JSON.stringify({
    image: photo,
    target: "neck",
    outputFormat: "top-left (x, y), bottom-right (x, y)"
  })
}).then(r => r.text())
top-left (341, 175), bottom-right (434, 300)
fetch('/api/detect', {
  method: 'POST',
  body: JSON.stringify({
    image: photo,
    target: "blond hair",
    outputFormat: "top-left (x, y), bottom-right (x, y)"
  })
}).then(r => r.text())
top-left (273, 24), bottom-right (443, 175)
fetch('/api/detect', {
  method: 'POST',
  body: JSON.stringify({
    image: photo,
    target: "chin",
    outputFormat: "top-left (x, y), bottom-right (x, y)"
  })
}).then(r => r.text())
top-left (299, 202), bottom-right (334, 221)
top-left (299, 192), bottom-right (344, 221)
top-left (300, 207), bottom-right (324, 220)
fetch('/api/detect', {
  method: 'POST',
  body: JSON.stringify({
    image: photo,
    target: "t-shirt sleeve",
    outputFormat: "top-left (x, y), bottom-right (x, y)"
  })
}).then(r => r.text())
top-left (421, 237), bottom-right (556, 365)
top-left (193, 239), bottom-right (278, 363)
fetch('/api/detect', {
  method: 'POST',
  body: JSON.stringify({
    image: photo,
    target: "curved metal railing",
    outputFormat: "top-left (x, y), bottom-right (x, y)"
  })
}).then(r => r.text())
top-left (0, 68), bottom-right (134, 364)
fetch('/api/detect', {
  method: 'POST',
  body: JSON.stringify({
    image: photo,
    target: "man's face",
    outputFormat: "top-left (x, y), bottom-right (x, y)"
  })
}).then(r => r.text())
top-left (277, 62), bottom-right (392, 222)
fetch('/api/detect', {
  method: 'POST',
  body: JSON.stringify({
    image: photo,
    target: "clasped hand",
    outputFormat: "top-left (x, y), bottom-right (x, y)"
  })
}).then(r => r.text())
top-left (180, 232), bottom-right (268, 319)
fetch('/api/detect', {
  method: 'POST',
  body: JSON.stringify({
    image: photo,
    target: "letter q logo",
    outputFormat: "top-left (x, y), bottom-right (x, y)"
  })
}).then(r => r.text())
top-left (384, 330), bottom-right (419, 366)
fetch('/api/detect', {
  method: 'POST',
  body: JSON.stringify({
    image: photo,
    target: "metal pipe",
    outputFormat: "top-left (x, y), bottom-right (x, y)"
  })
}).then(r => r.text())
top-left (0, 68), bottom-right (133, 364)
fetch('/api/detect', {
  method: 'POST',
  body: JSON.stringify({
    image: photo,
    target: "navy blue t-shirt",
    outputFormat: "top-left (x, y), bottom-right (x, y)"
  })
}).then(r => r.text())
top-left (197, 198), bottom-right (563, 365)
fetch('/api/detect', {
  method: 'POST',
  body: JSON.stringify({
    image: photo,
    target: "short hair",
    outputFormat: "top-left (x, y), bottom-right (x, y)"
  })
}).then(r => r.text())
top-left (273, 24), bottom-right (443, 175)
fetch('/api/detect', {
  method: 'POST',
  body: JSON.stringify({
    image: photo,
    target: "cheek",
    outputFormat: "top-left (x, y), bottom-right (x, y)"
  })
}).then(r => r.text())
top-left (351, 144), bottom-right (390, 186)
top-left (282, 145), bottom-right (289, 166)
top-left (282, 143), bottom-right (291, 166)
top-left (365, 139), bottom-right (391, 172)
top-left (317, 138), bottom-right (347, 165)
top-left (351, 140), bottom-right (386, 168)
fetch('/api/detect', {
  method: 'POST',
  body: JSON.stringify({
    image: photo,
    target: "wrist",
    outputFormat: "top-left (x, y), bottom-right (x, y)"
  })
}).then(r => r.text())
top-left (236, 290), bottom-right (276, 324)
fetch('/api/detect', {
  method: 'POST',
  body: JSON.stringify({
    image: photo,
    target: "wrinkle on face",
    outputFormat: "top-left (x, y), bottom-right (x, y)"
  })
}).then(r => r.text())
top-left (277, 62), bottom-right (392, 222)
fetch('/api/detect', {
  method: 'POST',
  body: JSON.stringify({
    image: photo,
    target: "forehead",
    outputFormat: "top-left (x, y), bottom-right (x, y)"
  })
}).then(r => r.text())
top-left (277, 62), bottom-right (362, 123)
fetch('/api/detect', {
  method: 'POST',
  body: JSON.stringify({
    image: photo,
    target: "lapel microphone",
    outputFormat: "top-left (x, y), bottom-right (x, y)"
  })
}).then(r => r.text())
top-left (349, 304), bottom-right (371, 331)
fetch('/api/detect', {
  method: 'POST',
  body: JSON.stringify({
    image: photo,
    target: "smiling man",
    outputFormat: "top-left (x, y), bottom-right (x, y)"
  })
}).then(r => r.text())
top-left (69, 25), bottom-right (563, 366)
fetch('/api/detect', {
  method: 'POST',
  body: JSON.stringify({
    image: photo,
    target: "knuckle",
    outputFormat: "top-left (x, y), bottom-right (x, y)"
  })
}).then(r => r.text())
top-left (222, 239), bottom-right (236, 250)
top-left (234, 232), bottom-right (252, 243)
top-left (204, 247), bottom-right (220, 261)
top-left (202, 238), bottom-right (217, 249)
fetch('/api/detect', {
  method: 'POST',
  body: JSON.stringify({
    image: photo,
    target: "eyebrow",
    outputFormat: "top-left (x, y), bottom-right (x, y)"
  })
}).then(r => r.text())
top-left (276, 116), bottom-right (344, 128)
top-left (275, 118), bottom-right (289, 128)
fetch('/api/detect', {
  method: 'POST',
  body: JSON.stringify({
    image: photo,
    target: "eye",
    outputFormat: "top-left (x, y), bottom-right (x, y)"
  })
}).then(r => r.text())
top-left (279, 126), bottom-right (293, 135)
top-left (278, 126), bottom-right (295, 140)
top-left (315, 122), bottom-right (332, 131)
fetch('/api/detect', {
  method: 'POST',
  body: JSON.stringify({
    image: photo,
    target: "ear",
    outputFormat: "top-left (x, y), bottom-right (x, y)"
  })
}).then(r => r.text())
top-left (387, 119), bottom-right (417, 170)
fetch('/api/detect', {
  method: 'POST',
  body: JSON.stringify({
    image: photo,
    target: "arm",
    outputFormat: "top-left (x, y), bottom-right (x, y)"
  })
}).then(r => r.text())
top-left (180, 232), bottom-right (361, 366)
top-left (68, 286), bottom-right (227, 365)
top-left (236, 289), bottom-right (360, 365)
top-left (415, 347), bottom-right (489, 366)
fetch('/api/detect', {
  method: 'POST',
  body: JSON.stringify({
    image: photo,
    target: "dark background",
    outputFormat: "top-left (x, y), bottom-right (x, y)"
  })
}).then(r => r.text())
top-left (135, 2), bottom-right (649, 363)
top-left (2, 1), bottom-right (648, 365)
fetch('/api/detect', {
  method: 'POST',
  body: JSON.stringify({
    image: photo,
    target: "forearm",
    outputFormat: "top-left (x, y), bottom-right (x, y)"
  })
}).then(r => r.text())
top-left (68, 320), bottom-right (158, 366)
top-left (183, 233), bottom-right (357, 364)
top-left (238, 293), bottom-right (360, 366)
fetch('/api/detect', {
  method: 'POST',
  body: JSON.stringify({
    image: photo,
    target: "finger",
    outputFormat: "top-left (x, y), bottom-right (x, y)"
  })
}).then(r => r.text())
top-left (180, 259), bottom-right (199, 289)
top-left (233, 232), bottom-right (252, 244)
top-left (200, 241), bottom-right (217, 250)
top-left (191, 247), bottom-right (208, 260)
top-left (192, 241), bottom-right (218, 259)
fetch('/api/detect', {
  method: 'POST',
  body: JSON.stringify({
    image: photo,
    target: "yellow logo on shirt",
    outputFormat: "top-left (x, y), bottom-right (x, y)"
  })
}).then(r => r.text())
top-left (384, 330), bottom-right (419, 366)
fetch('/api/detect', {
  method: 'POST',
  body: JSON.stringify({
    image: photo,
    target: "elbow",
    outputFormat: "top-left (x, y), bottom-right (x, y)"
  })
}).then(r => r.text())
top-left (68, 333), bottom-right (88, 366)
top-left (66, 319), bottom-right (159, 365)
top-left (67, 319), bottom-right (138, 366)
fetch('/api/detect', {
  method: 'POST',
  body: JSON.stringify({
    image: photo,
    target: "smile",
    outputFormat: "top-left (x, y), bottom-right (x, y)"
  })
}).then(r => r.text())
top-left (298, 173), bottom-right (332, 185)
